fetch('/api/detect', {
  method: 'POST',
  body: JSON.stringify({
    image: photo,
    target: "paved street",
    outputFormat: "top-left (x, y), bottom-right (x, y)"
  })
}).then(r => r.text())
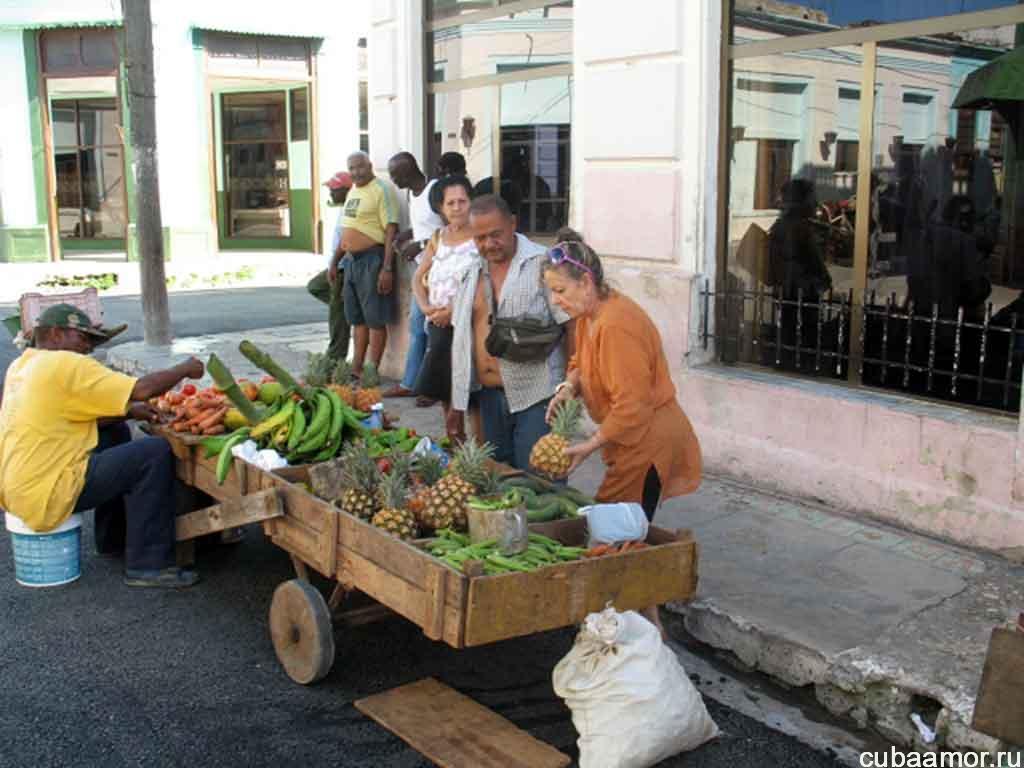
top-left (0, 517), bottom-right (846, 768)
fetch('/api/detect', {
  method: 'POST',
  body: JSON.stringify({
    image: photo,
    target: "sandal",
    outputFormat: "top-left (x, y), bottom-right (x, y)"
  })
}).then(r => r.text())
top-left (124, 567), bottom-right (201, 589)
top-left (415, 396), bottom-right (437, 407)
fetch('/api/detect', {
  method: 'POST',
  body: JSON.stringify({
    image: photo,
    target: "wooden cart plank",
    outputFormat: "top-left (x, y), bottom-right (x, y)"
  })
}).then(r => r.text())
top-left (355, 678), bottom-right (570, 768)
top-left (972, 627), bottom-right (1024, 744)
top-left (270, 516), bottom-right (325, 576)
top-left (463, 536), bottom-right (698, 647)
top-left (337, 512), bottom-right (431, 586)
top-left (336, 548), bottom-right (430, 629)
top-left (175, 488), bottom-right (283, 541)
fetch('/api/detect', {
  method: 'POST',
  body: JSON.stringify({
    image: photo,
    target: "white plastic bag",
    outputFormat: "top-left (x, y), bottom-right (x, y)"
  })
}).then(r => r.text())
top-left (553, 607), bottom-right (719, 768)
top-left (581, 503), bottom-right (649, 548)
top-left (231, 440), bottom-right (289, 471)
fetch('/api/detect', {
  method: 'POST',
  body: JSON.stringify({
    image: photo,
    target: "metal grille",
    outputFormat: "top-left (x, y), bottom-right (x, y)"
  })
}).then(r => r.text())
top-left (700, 281), bottom-right (1024, 413)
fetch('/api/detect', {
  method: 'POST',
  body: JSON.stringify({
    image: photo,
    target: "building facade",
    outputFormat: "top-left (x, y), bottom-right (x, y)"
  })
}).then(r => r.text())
top-left (0, 0), bottom-right (369, 262)
top-left (367, 0), bottom-right (1024, 557)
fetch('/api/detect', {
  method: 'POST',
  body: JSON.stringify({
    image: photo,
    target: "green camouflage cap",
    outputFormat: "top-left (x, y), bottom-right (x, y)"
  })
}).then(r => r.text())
top-left (35, 303), bottom-right (126, 344)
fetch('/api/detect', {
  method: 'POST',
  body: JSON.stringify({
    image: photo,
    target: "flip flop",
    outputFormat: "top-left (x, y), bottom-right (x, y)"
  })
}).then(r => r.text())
top-left (383, 385), bottom-right (416, 398)
top-left (415, 396), bottom-right (437, 407)
top-left (124, 567), bottom-right (201, 589)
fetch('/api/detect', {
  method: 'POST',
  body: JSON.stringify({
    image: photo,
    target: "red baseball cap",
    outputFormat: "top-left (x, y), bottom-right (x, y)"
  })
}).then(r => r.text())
top-left (324, 171), bottom-right (353, 190)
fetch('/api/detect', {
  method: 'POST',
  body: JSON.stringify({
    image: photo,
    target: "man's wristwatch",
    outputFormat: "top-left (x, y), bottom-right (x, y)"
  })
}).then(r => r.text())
top-left (554, 381), bottom-right (575, 397)
top-left (382, 262), bottom-right (394, 273)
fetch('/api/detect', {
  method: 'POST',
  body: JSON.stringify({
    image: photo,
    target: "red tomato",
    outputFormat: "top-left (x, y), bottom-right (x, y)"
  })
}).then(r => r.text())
top-left (261, 376), bottom-right (276, 384)
top-left (377, 458), bottom-right (392, 474)
top-left (181, 384), bottom-right (197, 396)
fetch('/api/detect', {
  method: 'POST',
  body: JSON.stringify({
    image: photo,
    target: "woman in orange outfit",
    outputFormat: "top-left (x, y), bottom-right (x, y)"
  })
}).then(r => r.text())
top-left (542, 228), bottom-right (702, 520)
top-left (542, 229), bottom-right (702, 636)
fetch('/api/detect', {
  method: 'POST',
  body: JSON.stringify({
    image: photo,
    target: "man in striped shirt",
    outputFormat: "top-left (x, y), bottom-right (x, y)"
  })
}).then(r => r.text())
top-left (448, 195), bottom-right (572, 469)
top-left (339, 151), bottom-right (401, 376)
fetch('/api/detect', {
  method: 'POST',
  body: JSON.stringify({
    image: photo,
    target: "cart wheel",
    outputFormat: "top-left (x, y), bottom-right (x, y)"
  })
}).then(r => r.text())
top-left (269, 579), bottom-right (336, 684)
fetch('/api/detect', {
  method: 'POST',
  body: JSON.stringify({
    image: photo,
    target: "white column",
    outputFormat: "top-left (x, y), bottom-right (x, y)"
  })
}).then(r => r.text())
top-left (0, 31), bottom-right (40, 229)
top-left (368, 0), bottom-right (425, 169)
top-left (573, 0), bottom-right (721, 370)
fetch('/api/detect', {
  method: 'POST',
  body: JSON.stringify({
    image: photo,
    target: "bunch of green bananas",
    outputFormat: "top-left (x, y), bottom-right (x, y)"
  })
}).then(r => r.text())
top-left (201, 387), bottom-right (371, 484)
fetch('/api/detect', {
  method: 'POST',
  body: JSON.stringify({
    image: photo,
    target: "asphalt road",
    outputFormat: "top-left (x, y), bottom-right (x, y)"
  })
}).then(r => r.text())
top-left (0, 520), bottom-right (845, 768)
top-left (0, 285), bottom-right (325, 381)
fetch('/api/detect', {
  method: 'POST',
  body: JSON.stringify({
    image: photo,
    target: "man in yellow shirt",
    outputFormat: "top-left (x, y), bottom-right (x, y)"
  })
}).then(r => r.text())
top-left (337, 151), bottom-right (400, 377)
top-left (0, 304), bottom-right (205, 588)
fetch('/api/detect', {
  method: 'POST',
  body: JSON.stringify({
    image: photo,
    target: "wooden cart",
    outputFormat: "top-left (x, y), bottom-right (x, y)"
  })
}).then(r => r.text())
top-left (162, 428), bottom-right (700, 684)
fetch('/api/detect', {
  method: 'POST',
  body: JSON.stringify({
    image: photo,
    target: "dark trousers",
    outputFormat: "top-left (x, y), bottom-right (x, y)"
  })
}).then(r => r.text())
top-left (72, 423), bottom-right (176, 571)
top-left (307, 268), bottom-right (351, 360)
top-left (473, 387), bottom-right (551, 471)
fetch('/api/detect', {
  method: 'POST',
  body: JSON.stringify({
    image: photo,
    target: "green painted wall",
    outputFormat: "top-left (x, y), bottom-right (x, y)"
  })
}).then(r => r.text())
top-left (0, 228), bottom-right (49, 262)
top-left (60, 237), bottom-right (126, 252)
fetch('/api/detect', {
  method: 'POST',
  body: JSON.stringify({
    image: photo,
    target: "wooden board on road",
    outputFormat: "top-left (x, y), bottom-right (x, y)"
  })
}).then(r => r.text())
top-left (972, 626), bottom-right (1024, 744)
top-left (354, 678), bottom-right (570, 768)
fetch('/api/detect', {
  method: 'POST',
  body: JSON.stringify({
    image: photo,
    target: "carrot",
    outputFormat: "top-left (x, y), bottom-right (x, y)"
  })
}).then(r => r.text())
top-left (172, 421), bottom-right (190, 432)
top-left (632, 541), bottom-right (648, 550)
top-left (585, 544), bottom-right (612, 558)
top-left (196, 407), bottom-right (226, 431)
top-left (183, 407), bottom-right (218, 428)
top-left (202, 424), bottom-right (226, 435)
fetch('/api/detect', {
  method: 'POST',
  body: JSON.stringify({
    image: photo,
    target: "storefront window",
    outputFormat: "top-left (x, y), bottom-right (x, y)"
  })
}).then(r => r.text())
top-left (52, 98), bottom-right (126, 240)
top-left (222, 92), bottom-right (291, 238)
top-left (426, 2), bottom-right (572, 237)
top-left (716, 3), bottom-right (1024, 412)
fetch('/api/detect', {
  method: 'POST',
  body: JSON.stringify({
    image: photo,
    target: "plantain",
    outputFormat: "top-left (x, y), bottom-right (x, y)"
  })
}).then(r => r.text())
top-left (250, 399), bottom-right (295, 441)
top-left (286, 402), bottom-right (307, 452)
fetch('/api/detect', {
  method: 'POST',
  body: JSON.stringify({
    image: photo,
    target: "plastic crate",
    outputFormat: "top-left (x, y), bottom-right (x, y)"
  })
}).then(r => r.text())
top-left (19, 288), bottom-right (102, 334)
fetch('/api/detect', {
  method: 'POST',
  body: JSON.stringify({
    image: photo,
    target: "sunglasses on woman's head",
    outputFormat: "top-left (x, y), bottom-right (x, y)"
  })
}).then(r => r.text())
top-left (547, 242), bottom-right (594, 276)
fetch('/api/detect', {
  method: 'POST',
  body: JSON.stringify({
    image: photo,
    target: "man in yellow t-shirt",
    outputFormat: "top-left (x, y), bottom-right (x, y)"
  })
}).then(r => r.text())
top-left (339, 151), bottom-right (400, 379)
top-left (0, 304), bottom-right (205, 588)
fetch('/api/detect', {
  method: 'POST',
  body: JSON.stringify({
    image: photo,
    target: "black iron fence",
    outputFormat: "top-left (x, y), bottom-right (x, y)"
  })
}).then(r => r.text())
top-left (700, 281), bottom-right (1024, 413)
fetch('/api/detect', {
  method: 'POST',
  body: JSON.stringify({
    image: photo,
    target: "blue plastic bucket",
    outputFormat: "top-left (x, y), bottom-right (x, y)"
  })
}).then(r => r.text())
top-left (5, 513), bottom-right (82, 587)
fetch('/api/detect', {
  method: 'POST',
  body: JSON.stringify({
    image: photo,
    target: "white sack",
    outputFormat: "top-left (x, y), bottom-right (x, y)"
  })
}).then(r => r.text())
top-left (553, 607), bottom-right (719, 768)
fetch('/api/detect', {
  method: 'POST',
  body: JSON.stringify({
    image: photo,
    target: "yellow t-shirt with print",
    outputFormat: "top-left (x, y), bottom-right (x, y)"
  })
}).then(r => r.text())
top-left (0, 349), bottom-right (136, 531)
top-left (341, 178), bottom-right (400, 244)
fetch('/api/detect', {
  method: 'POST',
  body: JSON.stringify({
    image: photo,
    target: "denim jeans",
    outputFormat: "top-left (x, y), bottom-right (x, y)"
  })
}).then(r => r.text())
top-left (401, 299), bottom-right (428, 390)
top-left (72, 423), bottom-right (176, 571)
top-left (472, 387), bottom-right (551, 471)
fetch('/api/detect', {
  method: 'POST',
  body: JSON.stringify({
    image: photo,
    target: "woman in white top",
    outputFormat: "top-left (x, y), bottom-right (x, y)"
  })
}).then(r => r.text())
top-left (411, 176), bottom-right (479, 415)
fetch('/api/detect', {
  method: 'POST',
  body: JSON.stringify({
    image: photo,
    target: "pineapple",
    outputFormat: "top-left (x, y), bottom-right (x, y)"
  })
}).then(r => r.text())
top-left (305, 352), bottom-right (333, 388)
top-left (336, 441), bottom-right (381, 520)
top-left (529, 398), bottom-right (583, 479)
top-left (355, 361), bottom-right (382, 412)
top-left (328, 358), bottom-right (356, 407)
top-left (421, 439), bottom-right (493, 532)
top-left (408, 452), bottom-right (446, 529)
top-left (371, 464), bottom-right (418, 540)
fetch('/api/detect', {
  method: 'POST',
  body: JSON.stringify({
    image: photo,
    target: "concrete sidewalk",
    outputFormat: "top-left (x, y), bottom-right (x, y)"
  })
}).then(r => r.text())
top-left (106, 324), bottom-right (1024, 755)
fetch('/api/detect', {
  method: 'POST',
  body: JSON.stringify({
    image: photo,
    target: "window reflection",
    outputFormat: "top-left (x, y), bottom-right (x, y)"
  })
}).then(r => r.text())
top-left (428, 3), bottom-right (572, 83)
top-left (724, 5), bottom-right (1024, 409)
